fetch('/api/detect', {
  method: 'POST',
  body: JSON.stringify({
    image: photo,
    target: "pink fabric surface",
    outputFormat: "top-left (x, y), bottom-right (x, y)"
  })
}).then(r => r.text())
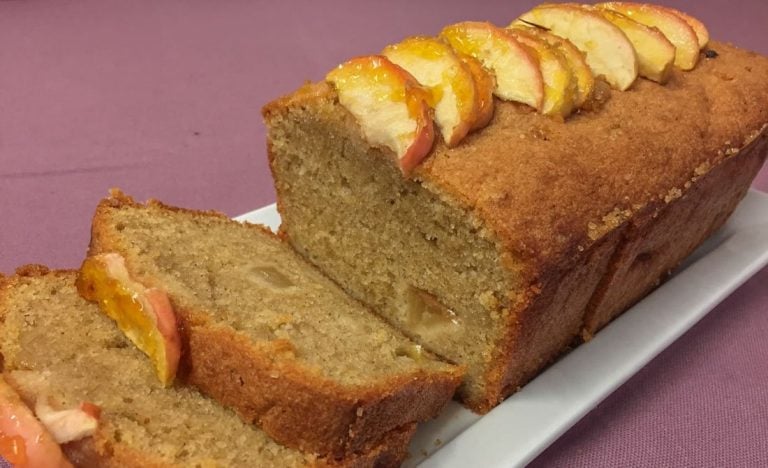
top-left (0, 1), bottom-right (765, 466)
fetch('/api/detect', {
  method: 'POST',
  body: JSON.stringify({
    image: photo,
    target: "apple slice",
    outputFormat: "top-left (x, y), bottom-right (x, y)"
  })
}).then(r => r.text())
top-left (518, 4), bottom-right (638, 91)
top-left (0, 378), bottom-right (72, 468)
top-left (456, 53), bottom-right (495, 130)
top-left (507, 28), bottom-right (576, 118)
top-left (34, 397), bottom-right (99, 444)
top-left (77, 253), bottom-right (182, 387)
top-left (594, 9), bottom-right (675, 83)
top-left (440, 21), bottom-right (544, 111)
top-left (509, 23), bottom-right (595, 108)
top-left (656, 5), bottom-right (709, 49)
top-left (382, 36), bottom-right (478, 147)
top-left (326, 55), bottom-right (435, 175)
top-left (598, 2), bottom-right (700, 70)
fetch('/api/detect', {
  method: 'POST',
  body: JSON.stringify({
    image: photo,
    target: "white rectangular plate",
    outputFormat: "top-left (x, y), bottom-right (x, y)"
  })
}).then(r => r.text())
top-left (236, 189), bottom-right (768, 468)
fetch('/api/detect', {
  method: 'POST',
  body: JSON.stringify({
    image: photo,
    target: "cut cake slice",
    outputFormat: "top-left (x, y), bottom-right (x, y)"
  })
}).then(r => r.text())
top-left (0, 266), bottom-right (413, 467)
top-left (78, 190), bottom-right (462, 457)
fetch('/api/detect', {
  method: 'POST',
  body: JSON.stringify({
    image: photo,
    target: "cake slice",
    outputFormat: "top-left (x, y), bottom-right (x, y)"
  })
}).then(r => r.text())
top-left (0, 266), bottom-right (413, 467)
top-left (77, 191), bottom-right (462, 457)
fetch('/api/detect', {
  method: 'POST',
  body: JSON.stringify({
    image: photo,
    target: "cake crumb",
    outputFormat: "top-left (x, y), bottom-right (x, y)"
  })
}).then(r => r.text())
top-left (694, 161), bottom-right (711, 176)
top-left (663, 187), bottom-right (683, 203)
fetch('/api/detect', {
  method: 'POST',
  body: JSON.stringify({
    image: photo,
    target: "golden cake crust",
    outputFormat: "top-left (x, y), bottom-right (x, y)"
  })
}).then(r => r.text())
top-left (265, 42), bottom-right (768, 284)
top-left (417, 42), bottom-right (768, 283)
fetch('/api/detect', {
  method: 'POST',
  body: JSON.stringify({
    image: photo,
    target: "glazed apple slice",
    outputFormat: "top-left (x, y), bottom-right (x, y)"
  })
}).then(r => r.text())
top-left (34, 398), bottom-right (99, 444)
top-left (383, 36), bottom-right (478, 147)
top-left (518, 4), bottom-right (638, 91)
top-left (595, 9), bottom-right (675, 83)
top-left (507, 27), bottom-right (577, 118)
top-left (598, 2), bottom-right (700, 70)
top-left (509, 23), bottom-right (595, 108)
top-left (456, 53), bottom-right (496, 130)
top-left (0, 378), bottom-right (72, 468)
top-left (440, 21), bottom-right (544, 111)
top-left (326, 55), bottom-right (435, 175)
top-left (657, 5), bottom-right (709, 49)
top-left (77, 253), bottom-right (182, 387)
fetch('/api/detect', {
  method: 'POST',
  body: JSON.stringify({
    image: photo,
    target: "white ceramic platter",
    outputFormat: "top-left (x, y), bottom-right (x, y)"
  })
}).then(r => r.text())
top-left (236, 189), bottom-right (768, 468)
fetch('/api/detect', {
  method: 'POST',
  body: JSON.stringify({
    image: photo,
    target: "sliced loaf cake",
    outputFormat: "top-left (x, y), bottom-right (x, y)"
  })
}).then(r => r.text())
top-left (0, 266), bottom-right (413, 467)
top-left (77, 191), bottom-right (462, 457)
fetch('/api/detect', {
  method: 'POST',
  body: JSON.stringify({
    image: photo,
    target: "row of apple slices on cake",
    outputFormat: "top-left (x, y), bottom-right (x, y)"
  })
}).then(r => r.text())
top-left (325, 2), bottom-right (710, 176)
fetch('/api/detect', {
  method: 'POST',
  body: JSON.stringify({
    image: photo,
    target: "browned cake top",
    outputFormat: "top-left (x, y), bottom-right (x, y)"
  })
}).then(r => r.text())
top-left (266, 42), bottom-right (768, 282)
top-left (417, 42), bottom-right (768, 277)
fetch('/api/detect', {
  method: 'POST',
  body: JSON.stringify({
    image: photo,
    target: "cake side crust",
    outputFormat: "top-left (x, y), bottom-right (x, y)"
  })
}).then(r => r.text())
top-left (583, 127), bottom-right (768, 336)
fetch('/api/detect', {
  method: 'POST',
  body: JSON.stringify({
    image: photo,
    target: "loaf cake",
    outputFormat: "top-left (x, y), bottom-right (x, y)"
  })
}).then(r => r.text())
top-left (76, 190), bottom-right (462, 456)
top-left (0, 266), bottom-right (413, 467)
top-left (264, 3), bottom-right (768, 412)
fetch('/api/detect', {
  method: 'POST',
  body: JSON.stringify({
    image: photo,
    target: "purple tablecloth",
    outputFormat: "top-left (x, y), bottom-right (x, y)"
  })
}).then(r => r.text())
top-left (1, 1), bottom-right (766, 466)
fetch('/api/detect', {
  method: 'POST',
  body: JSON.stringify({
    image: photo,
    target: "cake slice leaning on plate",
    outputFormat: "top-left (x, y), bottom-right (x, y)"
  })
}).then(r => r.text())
top-left (0, 266), bottom-right (413, 467)
top-left (76, 190), bottom-right (462, 458)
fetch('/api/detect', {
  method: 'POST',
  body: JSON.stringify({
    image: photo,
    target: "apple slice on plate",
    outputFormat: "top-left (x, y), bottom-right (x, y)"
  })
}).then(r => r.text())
top-left (440, 21), bottom-right (545, 111)
top-left (383, 36), bottom-right (478, 147)
top-left (326, 55), bottom-right (435, 175)
top-left (456, 53), bottom-right (496, 131)
top-left (507, 27), bottom-right (577, 118)
top-left (517, 4), bottom-right (638, 91)
top-left (597, 2), bottom-right (700, 70)
top-left (595, 8), bottom-right (675, 83)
